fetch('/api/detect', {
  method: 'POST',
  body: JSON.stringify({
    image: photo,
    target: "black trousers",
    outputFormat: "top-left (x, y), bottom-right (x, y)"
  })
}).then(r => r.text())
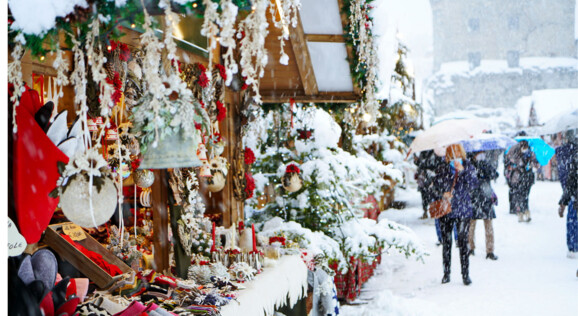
top-left (439, 216), bottom-right (470, 278)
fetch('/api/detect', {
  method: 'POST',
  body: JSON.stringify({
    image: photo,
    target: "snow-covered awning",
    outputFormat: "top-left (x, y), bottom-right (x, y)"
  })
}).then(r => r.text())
top-left (515, 89), bottom-right (578, 127)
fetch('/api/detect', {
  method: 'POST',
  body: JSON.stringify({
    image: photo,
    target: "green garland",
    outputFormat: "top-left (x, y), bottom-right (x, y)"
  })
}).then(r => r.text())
top-left (8, 0), bottom-right (254, 58)
top-left (341, 0), bottom-right (376, 98)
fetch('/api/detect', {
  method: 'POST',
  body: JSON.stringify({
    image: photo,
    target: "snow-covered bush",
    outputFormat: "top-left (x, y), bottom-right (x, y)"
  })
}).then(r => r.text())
top-left (243, 104), bottom-right (426, 272)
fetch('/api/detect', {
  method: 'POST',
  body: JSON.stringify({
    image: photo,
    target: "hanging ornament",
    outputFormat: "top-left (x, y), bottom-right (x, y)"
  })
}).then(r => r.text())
top-left (134, 169), bottom-right (155, 188)
top-left (52, 148), bottom-right (119, 228)
top-left (205, 157), bottom-right (229, 193)
top-left (197, 143), bottom-right (208, 162)
top-left (199, 162), bottom-right (212, 178)
top-left (282, 163), bottom-right (303, 192)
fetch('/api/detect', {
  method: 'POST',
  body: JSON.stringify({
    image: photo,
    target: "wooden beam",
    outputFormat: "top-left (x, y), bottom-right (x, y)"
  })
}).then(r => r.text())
top-left (152, 170), bottom-right (170, 273)
top-left (261, 93), bottom-right (359, 104)
top-left (305, 34), bottom-right (346, 43)
top-left (336, 0), bottom-right (361, 96)
top-left (289, 11), bottom-right (319, 96)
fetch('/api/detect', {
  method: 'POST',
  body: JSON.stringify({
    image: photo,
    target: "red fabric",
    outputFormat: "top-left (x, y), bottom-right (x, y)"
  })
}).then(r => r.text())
top-left (61, 234), bottom-right (123, 276)
top-left (39, 291), bottom-right (54, 316)
top-left (13, 86), bottom-right (69, 243)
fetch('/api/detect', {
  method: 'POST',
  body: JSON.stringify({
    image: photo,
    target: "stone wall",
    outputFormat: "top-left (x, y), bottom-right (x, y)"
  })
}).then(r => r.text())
top-left (425, 60), bottom-right (578, 116)
top-left (430, 0), bottom-right (577, 71)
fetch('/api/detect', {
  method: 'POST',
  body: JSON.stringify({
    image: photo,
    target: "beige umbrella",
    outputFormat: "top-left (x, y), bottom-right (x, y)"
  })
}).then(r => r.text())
top-left (409, 118), bottom-right (491, 155)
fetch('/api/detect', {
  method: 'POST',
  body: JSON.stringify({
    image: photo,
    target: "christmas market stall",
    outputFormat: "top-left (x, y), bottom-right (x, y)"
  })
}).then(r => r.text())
top-left (8, 0), bottom-right (427, 315)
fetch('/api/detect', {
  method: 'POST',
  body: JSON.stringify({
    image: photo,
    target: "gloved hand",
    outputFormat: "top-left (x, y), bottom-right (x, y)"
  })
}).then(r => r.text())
top-left (559, 205), bottom-right (566, 218)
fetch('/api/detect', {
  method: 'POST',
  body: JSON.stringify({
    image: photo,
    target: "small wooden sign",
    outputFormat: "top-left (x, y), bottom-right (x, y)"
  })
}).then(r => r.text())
top-left (62, 223), bottom-right (86, 241)
top-left (8, 218), bottom-right (26, 256)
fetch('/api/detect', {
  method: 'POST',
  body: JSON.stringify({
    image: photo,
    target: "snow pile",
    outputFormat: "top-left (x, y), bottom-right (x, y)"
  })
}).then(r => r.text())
top-left (341, 290), bottom-right (443, 316)
top-left (9, 0), bottom-right (90, 35)
top-left (258, 217), bottom-right (345, 268)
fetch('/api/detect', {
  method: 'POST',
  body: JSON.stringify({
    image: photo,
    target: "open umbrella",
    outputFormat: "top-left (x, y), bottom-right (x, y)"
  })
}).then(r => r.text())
top-left (409, 118), bottom-right (490, 154)
top-left (509, 136), bottom-right (555, 166)
top-left (539, 108), bottom-right (578, 135)
top-left (460, 133), bottom-right (517, 152)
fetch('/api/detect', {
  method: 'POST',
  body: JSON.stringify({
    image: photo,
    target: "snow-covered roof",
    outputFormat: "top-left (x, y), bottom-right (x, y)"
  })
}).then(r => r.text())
top-left (515, 89), bottom-right (578, 126)
top-left (436, 58), bottom-right (578, 77)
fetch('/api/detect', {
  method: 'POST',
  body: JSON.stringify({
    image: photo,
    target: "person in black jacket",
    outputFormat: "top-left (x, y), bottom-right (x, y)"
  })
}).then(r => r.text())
top-left (558, 141), bottom-right (577, 276)
top-left (468, 151), bottom-right (499, 260)
top-left (505, 141), bottom-right (539, 222)
top-left (414, 150), bottom-right (443, 219)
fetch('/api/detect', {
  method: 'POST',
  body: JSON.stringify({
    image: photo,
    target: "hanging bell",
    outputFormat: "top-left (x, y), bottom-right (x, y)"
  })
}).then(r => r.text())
top-left (139, 131), bottom-right (203, 169)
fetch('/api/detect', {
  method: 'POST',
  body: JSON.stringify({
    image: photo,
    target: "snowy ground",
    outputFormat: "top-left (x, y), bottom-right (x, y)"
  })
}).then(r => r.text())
top-left (341, 175), bottom-right (578, 316)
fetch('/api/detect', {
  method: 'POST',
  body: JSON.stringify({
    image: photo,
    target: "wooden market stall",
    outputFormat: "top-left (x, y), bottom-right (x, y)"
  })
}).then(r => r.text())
top-left (8, 0), bottom-right (389, 314)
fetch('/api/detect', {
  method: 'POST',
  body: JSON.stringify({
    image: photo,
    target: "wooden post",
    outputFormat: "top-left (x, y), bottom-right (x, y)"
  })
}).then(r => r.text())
top-left (151, 169), bottom-right (170, 273)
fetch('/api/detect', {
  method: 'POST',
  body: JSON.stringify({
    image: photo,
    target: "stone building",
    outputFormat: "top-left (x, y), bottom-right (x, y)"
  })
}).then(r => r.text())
top-left (426, 0), bottom-right (578, 116)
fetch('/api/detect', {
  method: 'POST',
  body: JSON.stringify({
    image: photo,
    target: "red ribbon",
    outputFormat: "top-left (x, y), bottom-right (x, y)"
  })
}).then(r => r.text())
top-left (32, 73), bottom-right (45, 105)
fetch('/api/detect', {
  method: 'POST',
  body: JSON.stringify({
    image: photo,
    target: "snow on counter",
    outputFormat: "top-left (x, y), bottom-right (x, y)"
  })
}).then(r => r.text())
top-left (220, 255), bottom-right (308, 316)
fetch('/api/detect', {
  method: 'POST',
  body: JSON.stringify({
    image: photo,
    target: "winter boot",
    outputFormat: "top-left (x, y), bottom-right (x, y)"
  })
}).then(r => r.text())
top-left (462, 275), bottom-right (472, 286)
top-left (442, 273), bottom-right (450, 284)
top-left (524, 210), bottom-right (531, 222)
top-left (486, 253), bottom-right (498, 260)
top-left (517, 211), bottom-right (524, 222)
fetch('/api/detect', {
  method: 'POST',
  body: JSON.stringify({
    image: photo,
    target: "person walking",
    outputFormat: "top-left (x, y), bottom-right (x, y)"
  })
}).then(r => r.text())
top-left (468, 151), bottom-right (499, 260)
top-left (415, 150), bottom-right (437, 219)
top-left (505, 140), bottom-right (538, 222)
top-left (432, 144), bottom-right (479, 285)
top-left (556, 131), bottom-right (578, 258)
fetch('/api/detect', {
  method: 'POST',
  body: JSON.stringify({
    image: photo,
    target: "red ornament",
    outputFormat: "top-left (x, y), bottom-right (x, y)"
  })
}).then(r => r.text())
top-left (244, 172), bottom-right (256, 198)
top-left (244, 147), bottom-right (256, 165)
top-left (215, 64), bottom-right (227, 81)
top-left (194, 122), bottom-right (202, 130)
top-left (106, 71), bottom-right (123, 105)
top-left (197, 63), bottom-right (207, 73)
top-left (110, 40), bottom-right (131, 61)
top-left (285, 164), bottom-right (300, 174)
top-left (216, 101), bottom-right (226, 122)
top-left (198, 71), bottom-right (209, 88)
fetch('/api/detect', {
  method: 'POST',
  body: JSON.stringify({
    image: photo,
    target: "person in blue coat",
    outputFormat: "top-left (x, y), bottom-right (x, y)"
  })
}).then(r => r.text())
top-left (432, 144), bottom-right (479, 285)
top-left (557, 131), bottom-right (578, 258)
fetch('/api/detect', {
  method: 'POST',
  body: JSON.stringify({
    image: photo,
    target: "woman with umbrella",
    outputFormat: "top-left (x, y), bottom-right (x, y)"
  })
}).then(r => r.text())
top-left (505, 140), bottom-right (540, 222)
top-left (431, 144), bottom-right (479, 285)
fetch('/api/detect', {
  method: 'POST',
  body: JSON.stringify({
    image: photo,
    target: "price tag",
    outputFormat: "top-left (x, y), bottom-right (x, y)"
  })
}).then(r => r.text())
top-left (8, 218), bottom-right (26, 256)
top-left (62, 223), bottom-right (86, 241)
top-left (94, 117), bottom-right (104, 125)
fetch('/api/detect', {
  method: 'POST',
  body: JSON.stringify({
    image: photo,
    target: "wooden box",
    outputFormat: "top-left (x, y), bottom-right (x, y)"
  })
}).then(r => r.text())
top-left (42, 222), bottom-right (133, 289)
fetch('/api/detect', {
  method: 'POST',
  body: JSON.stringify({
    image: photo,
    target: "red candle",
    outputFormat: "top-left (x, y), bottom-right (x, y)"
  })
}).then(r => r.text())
top-left (252, 223), bottom-right (257, 253)
top-left (211, 222), bottom-right (216, 252)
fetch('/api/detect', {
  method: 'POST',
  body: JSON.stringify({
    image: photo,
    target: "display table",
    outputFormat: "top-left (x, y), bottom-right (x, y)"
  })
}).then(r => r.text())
top-left (221, 255), bottom-right (308, 316)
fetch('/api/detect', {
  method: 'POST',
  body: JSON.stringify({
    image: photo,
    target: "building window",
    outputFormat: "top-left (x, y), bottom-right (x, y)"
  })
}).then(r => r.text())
top-left (468, 18), bottom-right (479, 32)
top-left (508, 16), bottom-right (519, 30)
top-left (468, 52), bottom-right (481, 69)
top-left (507, 50), bottom-right (519, 67)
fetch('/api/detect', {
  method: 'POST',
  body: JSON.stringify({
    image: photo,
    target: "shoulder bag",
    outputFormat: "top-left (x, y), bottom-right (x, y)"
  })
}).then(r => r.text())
top-left (428, 171), bottom-right (458, 219)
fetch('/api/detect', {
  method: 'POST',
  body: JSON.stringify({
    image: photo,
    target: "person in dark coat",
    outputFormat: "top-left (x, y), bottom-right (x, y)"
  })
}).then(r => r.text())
top-left (505, 140), bottom-right (538, 222)
top-left (414, 150), bottom-right (443, 219)
top-left (431, 144), bottom-right (479, 285)
top-left (468, 151), bottom-right (499, 260)
top-left (557, 131), bottom-right (578, 258)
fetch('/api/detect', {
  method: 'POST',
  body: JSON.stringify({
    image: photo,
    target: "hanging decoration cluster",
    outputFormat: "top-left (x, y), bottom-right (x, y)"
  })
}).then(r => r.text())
top-left (344, 0), bottom-right (380, 124)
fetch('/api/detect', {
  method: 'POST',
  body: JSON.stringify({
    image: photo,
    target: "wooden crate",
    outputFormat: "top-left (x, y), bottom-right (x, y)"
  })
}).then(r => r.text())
top-left (42, 222), bottom-right (132, 289)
